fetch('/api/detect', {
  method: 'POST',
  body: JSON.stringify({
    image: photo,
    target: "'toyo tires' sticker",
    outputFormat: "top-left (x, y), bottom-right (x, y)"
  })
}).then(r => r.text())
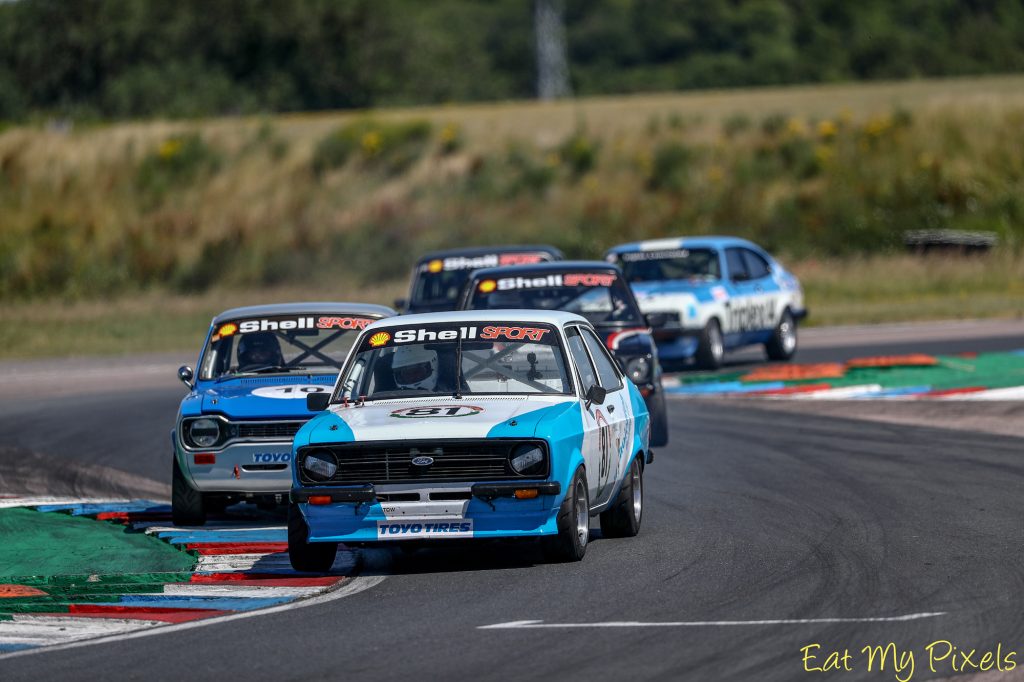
top-left (251, 385), bottom-right (329, 399)
top-left (377, 519), bottom-right (473, 539)
top-left (389, 405), bottom-right (484, 418)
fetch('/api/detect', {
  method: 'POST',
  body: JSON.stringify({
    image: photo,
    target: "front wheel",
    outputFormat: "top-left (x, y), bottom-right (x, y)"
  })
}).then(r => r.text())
top-left (542, 467), bottom-right (590, 562)
top-left (288, 503), bottom-right (338, 572)
top-left (695, 319), bottom-right (724, 370)
top-left (171, 456), bottom-right (206, 526)
top-left (765, 309), bottom-right (798, 361)
top-left (599, 456), bottom-right (643, 538)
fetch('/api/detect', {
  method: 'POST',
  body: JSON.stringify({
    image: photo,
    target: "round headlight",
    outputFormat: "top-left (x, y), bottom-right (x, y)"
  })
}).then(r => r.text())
top-left (510, 444), bottom-right (545, 476)
top-left (189, 418), bottom-right (221, 448)
top-left (625, 357), bottom-right (651, 384)
top-left (302, 449), bottom-right (338, 481)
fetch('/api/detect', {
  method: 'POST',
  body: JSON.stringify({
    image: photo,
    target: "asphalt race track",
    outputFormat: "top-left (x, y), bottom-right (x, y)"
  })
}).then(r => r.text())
top-left (1, 321), bottom-right (1023, 681)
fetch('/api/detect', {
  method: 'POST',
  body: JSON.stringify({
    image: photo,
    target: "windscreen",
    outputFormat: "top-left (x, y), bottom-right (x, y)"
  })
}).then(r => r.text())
top-left (409, 251), bottom-right (556, 311)
top-left (466, 272), bottom-right (642, 326)
top-left (613, 248), bottom-right (721, 283)
top-left (337, 322), bottom-right (571, 400)
top-left (199, 314), bottom-right (374, 380)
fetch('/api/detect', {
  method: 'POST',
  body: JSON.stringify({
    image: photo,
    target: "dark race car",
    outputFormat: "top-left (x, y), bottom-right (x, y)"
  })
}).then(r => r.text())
top-left (457, 261), bottom-right (669, 447)
top-left (397, 245), bottom-right (563, 314)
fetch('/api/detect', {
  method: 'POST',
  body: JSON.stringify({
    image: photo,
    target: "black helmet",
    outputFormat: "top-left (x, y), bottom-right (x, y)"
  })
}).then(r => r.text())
top-left (237, 332), bottom-right (284, 368)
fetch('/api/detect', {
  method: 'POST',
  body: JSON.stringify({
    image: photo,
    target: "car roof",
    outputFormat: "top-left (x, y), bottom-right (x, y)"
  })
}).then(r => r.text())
top-left (368, 309), bottom-right (588, 329)
top-left (415, 244), bottom-right (563, 263)
top-left (605, 235), bottom-right (764, 254)
top-left (468, 260), bottom-right (621, 279)
top-left (213, 302), bottom-right (395, 325)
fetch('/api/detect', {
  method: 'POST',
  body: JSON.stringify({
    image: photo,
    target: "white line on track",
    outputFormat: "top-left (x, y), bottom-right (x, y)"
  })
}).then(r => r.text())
top-left (479, 613), bottom-right (947, 629)
top-left (0, 575), bottom-right (387, 661)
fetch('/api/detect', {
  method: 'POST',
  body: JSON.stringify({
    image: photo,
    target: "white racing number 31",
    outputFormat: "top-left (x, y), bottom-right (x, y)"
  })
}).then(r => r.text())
top-left (389, 405), bottom-right (484, 418)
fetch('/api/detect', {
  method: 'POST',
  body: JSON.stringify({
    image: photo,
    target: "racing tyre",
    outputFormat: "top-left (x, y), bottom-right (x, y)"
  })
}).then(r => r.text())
top-left (542, 467), bottom-right (590, 563)
top-left (695, 319), bottom-right (724, 370)
top-left (288, 503), bottom-right (338, 572)
top-left (765, 309), bottom-right (798, 361)
top-left (648, 388), bottom-right (669, 448)
top-left (172, 456), bottom-right (207, 526)
top-left (599, 456), bottom-right (643, 538)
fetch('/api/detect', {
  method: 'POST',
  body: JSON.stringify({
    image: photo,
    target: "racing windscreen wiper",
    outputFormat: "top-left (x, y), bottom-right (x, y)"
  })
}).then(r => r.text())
top-left (224, 364), bottom-right (306, 379)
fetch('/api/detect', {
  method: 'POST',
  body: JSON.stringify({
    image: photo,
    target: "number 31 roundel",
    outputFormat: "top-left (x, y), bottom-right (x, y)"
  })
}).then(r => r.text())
top-left (389, 405), bottom-right (484, 418)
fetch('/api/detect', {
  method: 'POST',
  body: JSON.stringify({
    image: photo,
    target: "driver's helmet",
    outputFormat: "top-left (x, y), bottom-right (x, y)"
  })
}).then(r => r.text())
top-left (237, 332), bottom-right (284, 368)
top-left (392, 345), bottom-right (438, 391)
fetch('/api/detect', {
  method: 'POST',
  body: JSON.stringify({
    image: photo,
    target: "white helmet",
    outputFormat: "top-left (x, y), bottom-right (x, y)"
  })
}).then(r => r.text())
top-left (392, 346), bottom-right (438, 391)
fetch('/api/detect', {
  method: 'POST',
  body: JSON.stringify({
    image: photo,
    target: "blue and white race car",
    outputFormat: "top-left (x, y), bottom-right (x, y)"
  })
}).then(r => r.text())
top-left (605, 237), bottom-right (808, 369)
top-left (173, 302), bottom-right (394, 525)
top-left (288, 310), bottom-right (651, 568)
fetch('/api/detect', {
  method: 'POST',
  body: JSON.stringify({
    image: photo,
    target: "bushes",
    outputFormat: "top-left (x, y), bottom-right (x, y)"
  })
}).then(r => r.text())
top-left (558, 129), bottom-right (599, 179)
top-left (312, 119), bottom-right (433, 177)
top-left (646, 142), bottom-right (694, 191)
top-left (4, 93), bottom-right (1024, 301)
top-left (136, 133), bottom-right (221, 205)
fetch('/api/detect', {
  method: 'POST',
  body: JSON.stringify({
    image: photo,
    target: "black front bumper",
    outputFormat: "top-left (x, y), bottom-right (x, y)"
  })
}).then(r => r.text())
top-left (291, 481), bottom-right (561, 504)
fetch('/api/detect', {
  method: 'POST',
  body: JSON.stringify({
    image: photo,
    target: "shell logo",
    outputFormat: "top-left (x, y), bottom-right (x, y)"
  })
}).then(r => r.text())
top-left (213, 322), bottom-right (238, 341)
top-left (478, 279), bottom-right (497, 293)
top-left (368, 331), bottom-right (391, 348)
top-left (428, 259), bottom-right (444, 273)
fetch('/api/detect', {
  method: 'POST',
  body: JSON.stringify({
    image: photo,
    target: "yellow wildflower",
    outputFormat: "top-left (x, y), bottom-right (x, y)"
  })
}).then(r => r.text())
top-left (814, 145), bottom-right (834, 165)
top-left (361, 130), bottom-right (382, 157)
top-left (158, 139), bottom-right (182, 160)
top-left (785, 117), bottom-right (809, 138)
top-left (863, 114), bottom-right (892, 138)
top-left (440, 124), bottom-right (459, 144)
top-left (817, 120), bottom-right (838, 139)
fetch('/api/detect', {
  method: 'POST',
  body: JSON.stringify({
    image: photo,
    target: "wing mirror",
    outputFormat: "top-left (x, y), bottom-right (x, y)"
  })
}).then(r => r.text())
top-left (644, 312), bottom-right (668, 328)
top-left (393, 298), bottom-right (407, 312)
top-left (177, 365), bottom-right (194, 390)
top-left (584, 384), bottom-right (607, 409)
top-left (306, 392), bottom-right (331, 412)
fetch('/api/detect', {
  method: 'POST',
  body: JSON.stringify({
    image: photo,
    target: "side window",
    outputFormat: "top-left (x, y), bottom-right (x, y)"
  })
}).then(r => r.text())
top-left (741, 249), bottom-right (771, 280)
top-left (564, 326), bottom-right (598, 395)
top-left (726, 248), bottom-right (749, 282)
top-left (580, 327), bottom-right (624, 392)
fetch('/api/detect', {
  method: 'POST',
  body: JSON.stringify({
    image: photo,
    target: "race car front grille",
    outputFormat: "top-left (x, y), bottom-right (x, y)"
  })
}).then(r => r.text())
top-left (298, 440), bottom-right (547, 486)
top-left (661, 312), bottom-right (682, 324)
top-left (235, 421), bottom-right (305, 440)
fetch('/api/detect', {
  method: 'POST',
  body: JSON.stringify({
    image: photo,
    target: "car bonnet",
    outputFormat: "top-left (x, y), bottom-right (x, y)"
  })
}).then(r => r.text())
top-left (196, 375), bottom-right (337, 419)
top-left (303, 395), bottom-right (577, 443)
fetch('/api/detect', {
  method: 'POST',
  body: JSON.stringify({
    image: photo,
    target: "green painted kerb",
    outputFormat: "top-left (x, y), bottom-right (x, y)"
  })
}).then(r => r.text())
top-left (0, 508), bottom-right (195, 579)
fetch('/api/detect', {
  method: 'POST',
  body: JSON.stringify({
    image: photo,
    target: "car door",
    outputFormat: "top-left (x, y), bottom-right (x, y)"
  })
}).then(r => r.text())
top-left (563, 326), bottom-right (605, 505)
top-left (740, 248), bottom-right (783, 339)
top-left (723, 247), bottom-right (774, 346)
top-left (722, 247), bottom-right (752, 345)
top-left (579, 325), bottom-right (633, 508)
